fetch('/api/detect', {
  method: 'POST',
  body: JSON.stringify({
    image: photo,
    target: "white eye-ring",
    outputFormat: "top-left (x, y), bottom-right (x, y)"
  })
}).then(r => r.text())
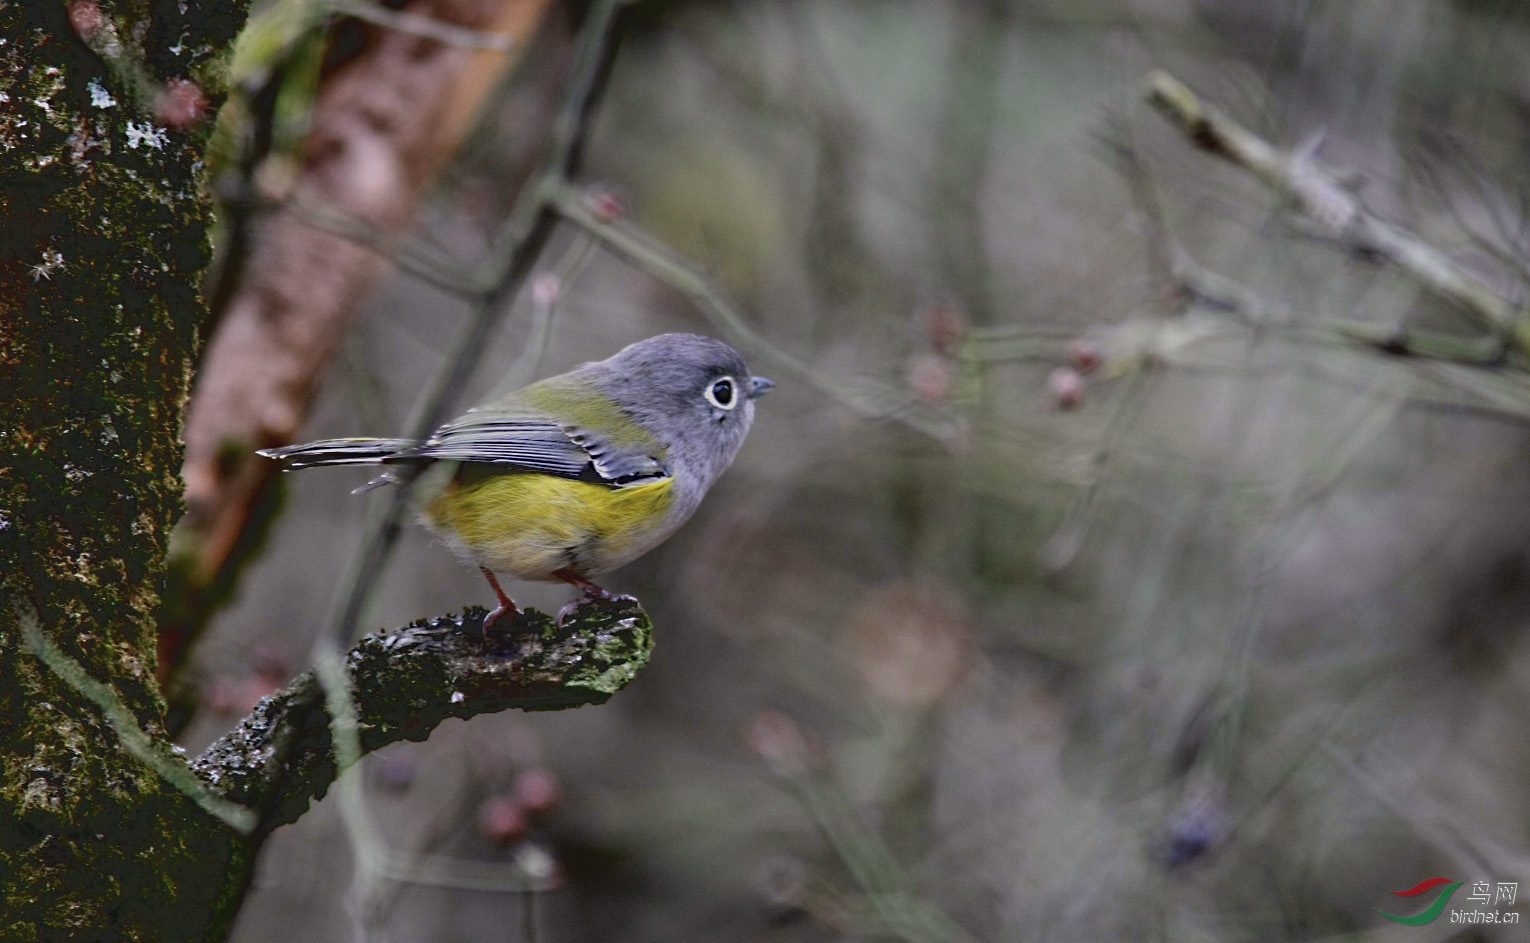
top-left (705, 376), bottom-right (739, 410)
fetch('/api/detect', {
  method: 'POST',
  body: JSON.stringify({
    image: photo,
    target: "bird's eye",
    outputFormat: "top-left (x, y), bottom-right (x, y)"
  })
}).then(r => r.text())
top-left (705, 376), bottom-right (738, 410)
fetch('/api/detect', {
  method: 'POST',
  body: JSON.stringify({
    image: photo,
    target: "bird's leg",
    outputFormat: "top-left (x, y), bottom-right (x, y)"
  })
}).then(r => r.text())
top-left (553, 568), bottom-right (613, 600)
top-left (480, 567), bottom-right (519, 641)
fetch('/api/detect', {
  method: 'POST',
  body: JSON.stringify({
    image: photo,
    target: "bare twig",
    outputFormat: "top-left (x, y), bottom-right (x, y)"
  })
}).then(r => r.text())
top-left (309, 2), bottom-right (635, 919)
top-left (1094, 112), bottom-right (1179, 295)
top-left (1171, 252), bottom-right (1292, 321)
top-left (1145, 71), bottom-right (1529, 355)
top-left (759, 761), bottom-right (983, 943)
top-left (1410, 133), bottom-right (1530, 296)
top-left (331, 0), bottom-right (516, 50)
top-left (278, 198), bottom-right (491, 298)
top-left (1096, 113), bottom-right (1293, 324)
top-left (326, 0), bottom-right (635, 654)
top-left (1320, 742), bottom-right (1530, 877)
top-left (546, 180), bottom-right (966, 444)
top-left (165, 0), bottom-right (561, 703)
top-left (1036, 363), bottom-right (1154, 573)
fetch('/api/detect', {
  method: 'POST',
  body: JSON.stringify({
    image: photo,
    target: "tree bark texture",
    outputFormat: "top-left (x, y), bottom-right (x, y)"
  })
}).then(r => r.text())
top-left (0, 3), bottom-right (640, 941)
top-left (195, 600), bottom-right (652, 838)
top-left (0, 3), bottom-right (252, 940)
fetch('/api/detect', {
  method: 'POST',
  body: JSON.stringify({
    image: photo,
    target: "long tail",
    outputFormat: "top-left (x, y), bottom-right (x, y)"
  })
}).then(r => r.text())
top-left (256, 437), bottom-right (418, 470)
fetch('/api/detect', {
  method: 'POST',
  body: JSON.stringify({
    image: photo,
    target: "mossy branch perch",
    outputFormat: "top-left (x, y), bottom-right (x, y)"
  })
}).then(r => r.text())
top-left (195, 596), bottom-right (652, 836)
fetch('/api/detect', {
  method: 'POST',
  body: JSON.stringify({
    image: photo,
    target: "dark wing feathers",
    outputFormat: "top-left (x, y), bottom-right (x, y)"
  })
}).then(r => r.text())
top-left (257, 438), bottom-right (417, 469)
top-left (566, 428), bottom-right (669, 484)
top-left (262, 414), bottom-right (669, 486)
top-left (392, 414), bottom-right (668, 485)
top-left (397, 418), bottom-right (588, 476)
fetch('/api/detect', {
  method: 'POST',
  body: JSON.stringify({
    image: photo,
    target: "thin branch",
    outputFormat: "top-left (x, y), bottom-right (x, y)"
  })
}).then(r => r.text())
top-left (330, 0), bottom-right (516, 51)
top-left (196, 597), bottom-right (652, 836)
top-left (327, 0), bottom-right (635, 653)
top-left (278, 199), bottom-right (493, 298)
top-left (168, 0), bottom-right (561, 706)
top-left (1036, 363), bottom-right (1154, 573)
top-left (1433, 135), bottom-right (1530, 289)
top-left (1320, 742), bottom-right (1530, 877)
top-left (546, 181), bottom-right (965, 444)
top-left (308, 3), bottom-right (636, 919)
top-left (1094, 113), bottom-right (1178, 292)
top-left (1096, 113), bottom-right (1295, 325)
top-left (1145, 71), bottom-right (1529, 355)
top-left (490, 232), bottom-right (594, 397)
top-left (767, 768), bottom-right (982, 943)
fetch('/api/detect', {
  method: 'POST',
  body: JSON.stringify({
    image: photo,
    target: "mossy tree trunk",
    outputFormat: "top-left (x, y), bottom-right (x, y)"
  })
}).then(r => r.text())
top-left (0, 4), bottom-right (651, 940)
top-left (0, 3), bottom-right (251, 939)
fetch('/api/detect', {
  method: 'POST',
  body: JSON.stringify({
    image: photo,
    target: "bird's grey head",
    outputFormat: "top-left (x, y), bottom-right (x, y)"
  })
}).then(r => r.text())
top-left (588, 333), bottom-right (772, 485)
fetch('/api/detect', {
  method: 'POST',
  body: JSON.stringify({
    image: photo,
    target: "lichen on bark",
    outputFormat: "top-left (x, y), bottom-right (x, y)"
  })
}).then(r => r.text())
top-left (193, 598), bottom-right (654, 836)
top-left (0, 3), bottom-right (648, 939)
top-left (0, 2), bottom-right (251, 939)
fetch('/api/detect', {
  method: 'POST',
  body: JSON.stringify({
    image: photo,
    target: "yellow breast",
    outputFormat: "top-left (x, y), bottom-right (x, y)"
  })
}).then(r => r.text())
top-left (423, 472), bottom-right (675, 580)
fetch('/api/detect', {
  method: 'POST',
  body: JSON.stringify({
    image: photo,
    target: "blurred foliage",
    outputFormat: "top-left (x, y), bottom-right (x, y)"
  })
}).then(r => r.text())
top-left (185, 0), bottom-right (1530, 940)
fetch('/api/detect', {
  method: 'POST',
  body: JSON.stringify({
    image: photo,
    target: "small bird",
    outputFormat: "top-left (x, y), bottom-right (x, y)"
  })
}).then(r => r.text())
top-left (259, 334), bottom-right (772, 629)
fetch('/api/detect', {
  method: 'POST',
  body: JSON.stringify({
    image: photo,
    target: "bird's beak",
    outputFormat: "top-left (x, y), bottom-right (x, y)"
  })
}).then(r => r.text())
top-left (749, 376), bottom-right (775, 399)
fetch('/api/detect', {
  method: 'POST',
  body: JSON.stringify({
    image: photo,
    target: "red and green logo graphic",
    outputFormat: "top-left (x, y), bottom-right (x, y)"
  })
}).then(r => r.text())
top-left (1376, 877), bottom-right (1463, 926)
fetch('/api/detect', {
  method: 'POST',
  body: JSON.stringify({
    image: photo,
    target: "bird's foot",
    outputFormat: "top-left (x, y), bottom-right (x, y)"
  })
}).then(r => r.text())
top-left (552, 570), bottom-right (639, 626)
top-left (479, 567), bottom-right (522, 646)
top-left (553, 568), bottom-right (614, 600)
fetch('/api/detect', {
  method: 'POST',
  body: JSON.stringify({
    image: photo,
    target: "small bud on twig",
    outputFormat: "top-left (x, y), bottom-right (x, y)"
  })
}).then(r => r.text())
top-left (514, 768), bottom-right (561, 814)
top-left (479, 794), bottom-right (528, 844)
top-left (744, 710), bottom-right (823, 776)
top-left (582, 184), bottom-right (627, 222)
top-left (920, 300), bottom-right (968, 355)
top-left (1068, 338), bottom-right (1103, 374)
top-left (905, 353), bottom-right (954, 403)
top-left (1047, 366), bottom-right (1086, 409)
top-left (531, 273), bottom-right (561, 307)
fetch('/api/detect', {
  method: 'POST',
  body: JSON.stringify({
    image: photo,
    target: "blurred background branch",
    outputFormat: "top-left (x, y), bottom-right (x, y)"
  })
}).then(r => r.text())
top-left (548, 179), bottom-right (967, 443)
top-left (147, 2), bottom-right (1530, 942)
top-left (1147, 69), bottom-right (1529, 360)
top-left (161, 0), bottom-right (565, 724)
